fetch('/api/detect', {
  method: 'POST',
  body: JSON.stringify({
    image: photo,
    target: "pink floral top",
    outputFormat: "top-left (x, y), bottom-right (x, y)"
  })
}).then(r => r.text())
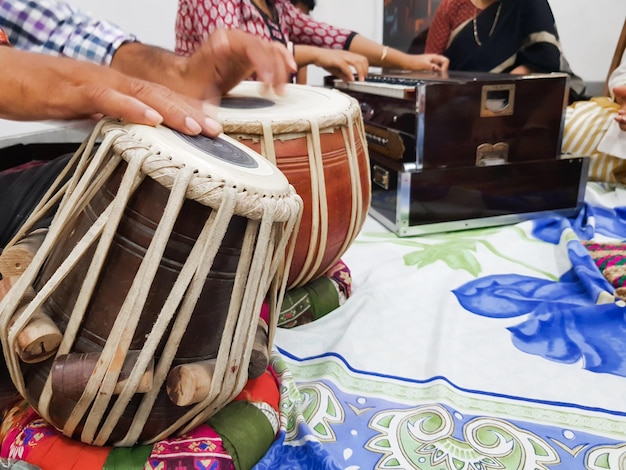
top-left (175, 0), bottom-right (356, 55)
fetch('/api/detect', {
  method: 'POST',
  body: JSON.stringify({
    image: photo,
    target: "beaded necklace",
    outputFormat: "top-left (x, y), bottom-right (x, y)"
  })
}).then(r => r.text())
top-left (472, 1), bottom-right (502, 46)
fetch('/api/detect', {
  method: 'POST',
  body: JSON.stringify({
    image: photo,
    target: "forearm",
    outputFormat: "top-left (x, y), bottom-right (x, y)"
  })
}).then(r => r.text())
top-left (293, 44), bottom-right (325, 68)
top-left (347, 34), bottom-right (408, 69)
top-left (0, 47), bottom-right (129, 121)
top-left (0, 46), bottom-right (219, 136)
top-left (110, 42), bottom-right (189, 94)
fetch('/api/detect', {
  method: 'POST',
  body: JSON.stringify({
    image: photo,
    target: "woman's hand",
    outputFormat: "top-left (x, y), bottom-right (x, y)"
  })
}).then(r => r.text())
top-left (295, 45), bottom-right (369, 82)
top-left (510, 65), bottom-right (533, 75)
top-left (403, 53), bottom-right (449, 73)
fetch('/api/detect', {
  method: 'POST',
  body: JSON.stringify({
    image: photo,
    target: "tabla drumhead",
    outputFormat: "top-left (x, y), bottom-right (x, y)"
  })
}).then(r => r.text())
top-left (218, 82), bottom-right (354, 122)
top-left (119, 123), bottom-right (290, 197)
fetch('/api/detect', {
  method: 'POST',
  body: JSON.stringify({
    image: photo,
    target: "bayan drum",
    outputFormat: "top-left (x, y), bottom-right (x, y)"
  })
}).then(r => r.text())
top-left (0, 119), bottom-right (302, 446)
top-left (218, 82), bottom-right (371, 288)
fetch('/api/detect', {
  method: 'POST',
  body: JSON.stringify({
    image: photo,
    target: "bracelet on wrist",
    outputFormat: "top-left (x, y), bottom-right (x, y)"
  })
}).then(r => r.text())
top-left (380, 45), bottom-right (389, 63)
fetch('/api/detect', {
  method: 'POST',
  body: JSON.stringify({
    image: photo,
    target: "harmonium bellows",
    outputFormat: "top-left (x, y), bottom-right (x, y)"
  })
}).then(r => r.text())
top-left (325, 70), bottom-right (589, 236)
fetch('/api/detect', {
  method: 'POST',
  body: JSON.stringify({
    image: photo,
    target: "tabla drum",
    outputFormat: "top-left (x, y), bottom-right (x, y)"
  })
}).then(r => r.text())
top-left (218, 82), bottom-right (371, 288)
top-left (0, 119), bottom-right (302, 446)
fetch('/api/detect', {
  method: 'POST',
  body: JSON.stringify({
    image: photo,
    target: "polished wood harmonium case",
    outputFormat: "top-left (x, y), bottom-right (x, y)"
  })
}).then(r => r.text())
top-left (326, 70), bottom-right (589, 236)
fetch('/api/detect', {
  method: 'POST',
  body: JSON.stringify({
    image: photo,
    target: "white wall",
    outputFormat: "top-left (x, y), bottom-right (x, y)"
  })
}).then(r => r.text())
top-left (550, 0), bottom-right (625, 87)
top-left (70, 0), bottom-right (626, 90)
top-left (68, 0), bottom-right (177, 49)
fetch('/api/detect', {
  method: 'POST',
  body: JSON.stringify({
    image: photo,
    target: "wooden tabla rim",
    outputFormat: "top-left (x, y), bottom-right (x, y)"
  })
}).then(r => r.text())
top-left (217, 82), bottom-right (370, 288)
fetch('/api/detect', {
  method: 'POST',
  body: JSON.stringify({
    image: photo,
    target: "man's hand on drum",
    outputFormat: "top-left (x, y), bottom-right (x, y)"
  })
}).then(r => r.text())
top-left (111, 29), bottom-right (297, 106)
top-left (0, 47), bottom-right (221, 136)
top-left (185, 29), bottom-right (298, 98)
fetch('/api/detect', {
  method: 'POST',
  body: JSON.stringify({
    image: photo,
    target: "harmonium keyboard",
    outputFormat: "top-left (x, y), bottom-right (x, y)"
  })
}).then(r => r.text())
top-left (325, 70), bottom-right (589, 236)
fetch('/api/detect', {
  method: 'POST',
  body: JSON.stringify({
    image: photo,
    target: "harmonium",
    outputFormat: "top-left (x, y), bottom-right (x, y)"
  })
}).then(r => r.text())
top-left (325, 70), bottom-right (589, 236)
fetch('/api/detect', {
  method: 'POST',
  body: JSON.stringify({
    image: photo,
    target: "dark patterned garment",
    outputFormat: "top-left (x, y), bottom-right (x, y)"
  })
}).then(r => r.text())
top-left (425, 0), bottom-right (587, 103)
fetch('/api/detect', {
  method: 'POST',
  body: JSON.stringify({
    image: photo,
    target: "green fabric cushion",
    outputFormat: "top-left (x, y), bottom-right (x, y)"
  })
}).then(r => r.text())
top-left (208, 401), bottom-right (275, 470)
top-left (103, 444), bottom-right (153, 470)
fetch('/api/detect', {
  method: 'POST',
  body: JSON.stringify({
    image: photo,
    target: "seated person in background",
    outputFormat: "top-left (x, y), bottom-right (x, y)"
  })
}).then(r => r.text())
top-left (563, 56), bottom-right (626, 183)
top-left (176, 0), bottom-right (450, 83)
top-left (424, 0), bottom-right (586, 103)
top-left (289, 0), bottom-right (315, 83)
top-left (0, 0), bottom-right (296, 136)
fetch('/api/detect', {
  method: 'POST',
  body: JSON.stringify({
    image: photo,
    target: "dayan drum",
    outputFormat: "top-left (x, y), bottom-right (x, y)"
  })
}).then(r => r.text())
top-left (217, 82), bottom-right (371, 288)
top-left (0, 119), bottom-right (302, 446)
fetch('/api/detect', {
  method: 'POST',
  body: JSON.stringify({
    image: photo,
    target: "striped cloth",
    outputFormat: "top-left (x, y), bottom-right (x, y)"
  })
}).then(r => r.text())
top-left (562, 97), bottom-right (622, 183)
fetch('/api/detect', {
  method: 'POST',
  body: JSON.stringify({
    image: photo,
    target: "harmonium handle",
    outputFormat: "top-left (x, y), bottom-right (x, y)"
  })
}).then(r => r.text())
top-left (480, 84), bottom-right (515, 117)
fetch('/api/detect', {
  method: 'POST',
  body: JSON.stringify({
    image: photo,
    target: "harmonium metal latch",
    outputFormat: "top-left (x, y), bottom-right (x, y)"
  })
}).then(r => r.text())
top-left (480, 83), bottom-right (515, 117)
top-left (372, 164), bottom-right (390, 190)
top-left (476, 142), bottom-right (509, 166)
top-left (476, 83), bottom-right (515, 166)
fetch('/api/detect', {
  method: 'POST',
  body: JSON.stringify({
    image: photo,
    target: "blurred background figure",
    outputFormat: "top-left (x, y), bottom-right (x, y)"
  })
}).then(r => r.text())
top-left (563, 49), bottom-right (626, 184)
top-left (424, 0), bottom-right (586, 103)
top-left (176, 0), bottom-right (449, 85)
top-left (290, 0), bottom-right (315, 83)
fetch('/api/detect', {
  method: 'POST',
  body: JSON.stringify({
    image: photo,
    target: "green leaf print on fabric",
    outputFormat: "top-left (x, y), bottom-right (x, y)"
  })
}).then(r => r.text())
top-left (358, 226), bottom-right (558, 280)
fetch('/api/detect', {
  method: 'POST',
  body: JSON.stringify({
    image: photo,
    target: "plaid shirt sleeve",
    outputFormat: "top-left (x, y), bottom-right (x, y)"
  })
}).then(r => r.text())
top-left (0, 0), bottom-right (137, 65)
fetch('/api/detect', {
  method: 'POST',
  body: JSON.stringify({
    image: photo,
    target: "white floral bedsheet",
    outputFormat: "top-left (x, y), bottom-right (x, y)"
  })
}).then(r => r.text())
top-left (257, 182), bottom-right (626, 470)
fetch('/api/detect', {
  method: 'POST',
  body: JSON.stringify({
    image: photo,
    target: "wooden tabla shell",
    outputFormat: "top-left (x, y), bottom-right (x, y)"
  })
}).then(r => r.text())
top-left (0, 119), bottom-right (302, 446)
top-left (218, 82), bottom-right (371, 288)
